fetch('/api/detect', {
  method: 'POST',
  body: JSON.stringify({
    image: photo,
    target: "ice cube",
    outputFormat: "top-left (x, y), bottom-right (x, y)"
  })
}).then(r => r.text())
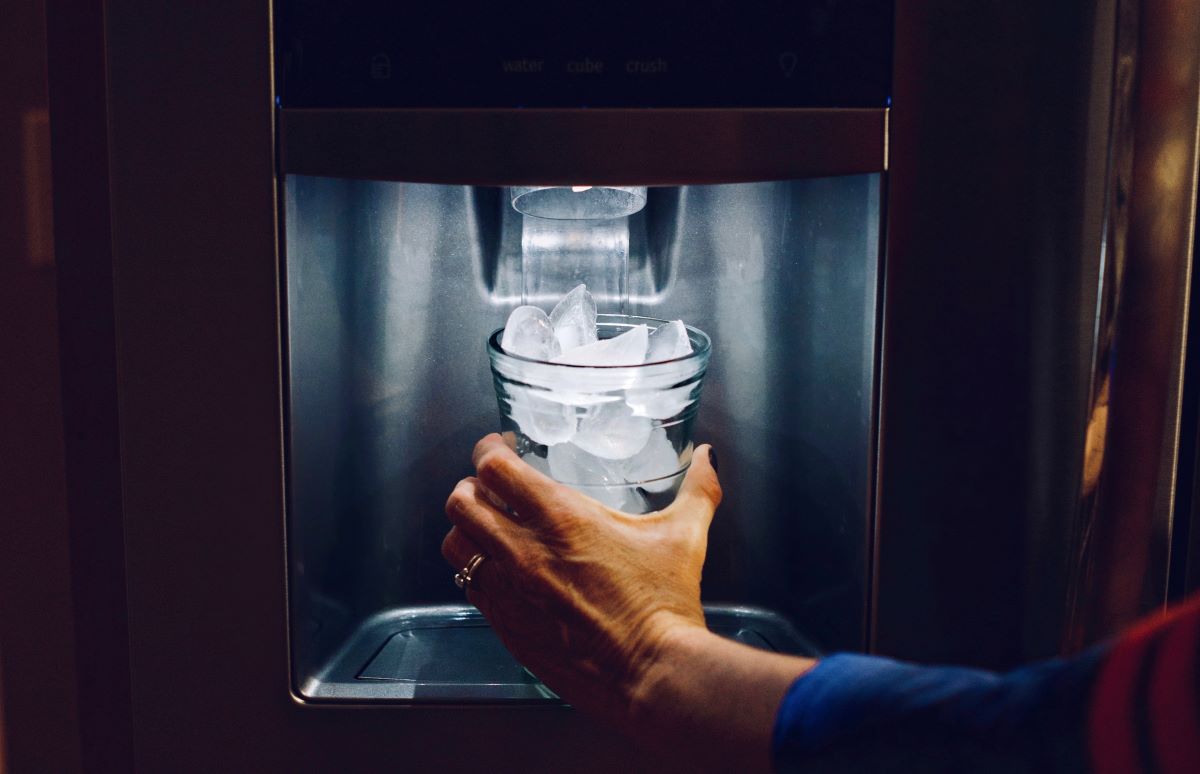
top-left (551, 324), bottom-right (649, 366)
top-left (508, 386), bottom-right (577, 446)
top-left (570, 401), bottom-right (652, 460)
top-left (547, 443), bottom-right (645, 512)
top-left (501, 306), bottom-right (561, 360)
top-left (542, 391), bottom-right (624, 409)
top-left (547, 442), bottom-right (624, 485)
top-left (549, 284), bottom-right (598, 353)
top-left (617, 429), bottom-right (683, 493)
top-left (646, 320), bottom-right (692, 362)
top-left (624, 383), bottom-right (695, 420)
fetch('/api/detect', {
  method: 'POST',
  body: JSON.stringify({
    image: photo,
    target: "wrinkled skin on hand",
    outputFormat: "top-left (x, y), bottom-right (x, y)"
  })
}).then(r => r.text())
top-left (442, 433), bottom-right (721, 726)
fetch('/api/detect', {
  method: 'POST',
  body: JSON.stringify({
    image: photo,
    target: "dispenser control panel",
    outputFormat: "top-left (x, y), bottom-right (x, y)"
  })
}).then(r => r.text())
top-left (275, 0), bottom-right (892, 108)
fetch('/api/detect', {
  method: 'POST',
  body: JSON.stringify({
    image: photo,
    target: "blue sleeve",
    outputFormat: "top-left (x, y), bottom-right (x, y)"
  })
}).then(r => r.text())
top-left (772, 648), bottom-right (1107, 774)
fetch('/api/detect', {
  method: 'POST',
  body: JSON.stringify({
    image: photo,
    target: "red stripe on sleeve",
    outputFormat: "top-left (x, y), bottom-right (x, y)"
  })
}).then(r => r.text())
top-left (1089, 597), bottom-right (1200, 774)
top-left (1148, 602), bottom-right (1200, 774)
top-left (1088, 606), bottom-right (1179, 774)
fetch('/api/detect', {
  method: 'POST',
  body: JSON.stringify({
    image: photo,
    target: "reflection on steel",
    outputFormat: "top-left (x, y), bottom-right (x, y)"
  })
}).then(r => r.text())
top-left (1064, 0), bottom-right (1200, 649)
top-left (876, 0), bottom-right (1128, 669)
top-left (284, 176), bottom-right (883, 690)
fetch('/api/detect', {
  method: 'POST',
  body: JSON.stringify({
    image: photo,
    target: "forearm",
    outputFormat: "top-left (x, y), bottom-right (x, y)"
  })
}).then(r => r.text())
top-left (770, 651), bottom-right (1105, 773)
top-left (628, 624), bottom-right (816, 771)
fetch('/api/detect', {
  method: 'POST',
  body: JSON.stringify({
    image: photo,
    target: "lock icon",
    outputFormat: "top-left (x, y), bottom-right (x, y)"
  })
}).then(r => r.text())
top-left (370, 53), bottom-right (391, 80)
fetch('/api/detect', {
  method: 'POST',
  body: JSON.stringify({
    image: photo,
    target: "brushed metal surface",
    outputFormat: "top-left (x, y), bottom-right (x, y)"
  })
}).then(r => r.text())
top-left (878, 0), bottom-right (1197, 668)
top-left (1064, 0), bottom-right (1200, 646)
top-left (875, 0), bottom-right (1120, 668)
top-left (284, 174), bottom-right (882, 691)
top-left (278, 107), bottom-right (888, 185)
top-left (40, 2), bottom-right (129, 771)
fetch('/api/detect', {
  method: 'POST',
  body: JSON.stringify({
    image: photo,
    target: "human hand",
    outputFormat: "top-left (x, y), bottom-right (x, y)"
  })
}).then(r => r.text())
top-left (441, 433), bottom-right (721, 726)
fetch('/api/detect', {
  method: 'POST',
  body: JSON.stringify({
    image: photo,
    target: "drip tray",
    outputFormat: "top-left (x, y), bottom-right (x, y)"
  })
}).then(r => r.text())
top-left (300, 604), bottom-right (818, 702)
top-left (360, 621), bottom-right (552, 698)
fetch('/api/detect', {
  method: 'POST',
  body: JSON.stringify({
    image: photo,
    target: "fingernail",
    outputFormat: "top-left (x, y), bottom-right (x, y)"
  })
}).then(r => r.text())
top-left (709, 447), bottom-right (719, 474)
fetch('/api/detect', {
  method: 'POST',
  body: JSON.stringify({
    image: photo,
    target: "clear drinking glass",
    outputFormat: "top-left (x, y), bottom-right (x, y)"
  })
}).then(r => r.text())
top-left (488, 314), bottom-right (711, 514)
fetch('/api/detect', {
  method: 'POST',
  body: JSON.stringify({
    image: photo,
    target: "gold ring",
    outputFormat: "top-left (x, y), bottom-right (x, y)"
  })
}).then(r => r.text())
top-left (454, 553), bottom-right (487, 591)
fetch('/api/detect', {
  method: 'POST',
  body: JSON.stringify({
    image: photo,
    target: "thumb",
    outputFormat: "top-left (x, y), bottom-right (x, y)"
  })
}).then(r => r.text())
top-left (671, 444), bottom-right (722, 523)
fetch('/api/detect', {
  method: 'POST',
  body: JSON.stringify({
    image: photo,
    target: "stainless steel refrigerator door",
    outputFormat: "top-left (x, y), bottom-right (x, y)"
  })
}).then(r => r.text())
top-left (92, 3), bottom-right (890, 769)
top-left (45, 0), bottom-right (1199, 770)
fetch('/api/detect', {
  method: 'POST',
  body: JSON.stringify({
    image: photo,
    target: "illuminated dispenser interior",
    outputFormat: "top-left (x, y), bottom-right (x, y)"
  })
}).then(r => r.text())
top-left (284, 176), bottom-right (882, 701)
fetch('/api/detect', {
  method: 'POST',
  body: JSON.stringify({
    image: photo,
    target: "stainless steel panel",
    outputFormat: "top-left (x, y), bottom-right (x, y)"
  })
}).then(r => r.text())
top-left (1064, 0), bottom-right (1200, 645)
top-left (278, 108), bottom-right (888, 184)
top-left (877, 0), bottom-right (1118, 668)
top-left (626, 178), bottom-right (881, 652)
top-left (875, 0), bottom-right (1197, 668)
top-left (285, 174), bottom-right (881, 693)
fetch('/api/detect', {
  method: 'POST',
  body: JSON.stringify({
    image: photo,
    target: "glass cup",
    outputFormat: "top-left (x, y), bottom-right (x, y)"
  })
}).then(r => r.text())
top-left (488, 314), bottom-right (711, 514)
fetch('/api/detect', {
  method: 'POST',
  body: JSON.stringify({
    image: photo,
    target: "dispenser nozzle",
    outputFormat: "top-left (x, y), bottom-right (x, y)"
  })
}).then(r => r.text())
top-left (510, 185), bottom-right (647, 220)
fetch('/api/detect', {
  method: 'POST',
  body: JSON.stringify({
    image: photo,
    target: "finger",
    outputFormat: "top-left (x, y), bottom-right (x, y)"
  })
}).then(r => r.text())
top-left (670, 444), bottom-right (722, 527)
top-left (475, 479), bottom-right (509, 512)
top-left (441, 527), bottom-right (498, 603)
top-left (471, 433), bottom-right (565, 523)
top-left (444, 477), bottom-right (517, 561)
top-left (440, 526), bottom-right (484, 570)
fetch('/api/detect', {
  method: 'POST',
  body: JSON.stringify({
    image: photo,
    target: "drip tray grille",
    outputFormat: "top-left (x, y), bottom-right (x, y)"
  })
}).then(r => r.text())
top-left (359, 623), bottom-right (549, 689)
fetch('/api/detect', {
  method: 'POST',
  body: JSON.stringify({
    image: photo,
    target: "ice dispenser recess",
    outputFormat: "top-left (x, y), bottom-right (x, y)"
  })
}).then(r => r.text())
top-left (285, 175), bottom-right (881, 701)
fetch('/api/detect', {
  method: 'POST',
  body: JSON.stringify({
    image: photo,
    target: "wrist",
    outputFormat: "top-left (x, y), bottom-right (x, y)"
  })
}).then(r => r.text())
top-left (624, 620), bottom-right (720, 733)
top-left (623, 619), bottom-right (817, 770)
